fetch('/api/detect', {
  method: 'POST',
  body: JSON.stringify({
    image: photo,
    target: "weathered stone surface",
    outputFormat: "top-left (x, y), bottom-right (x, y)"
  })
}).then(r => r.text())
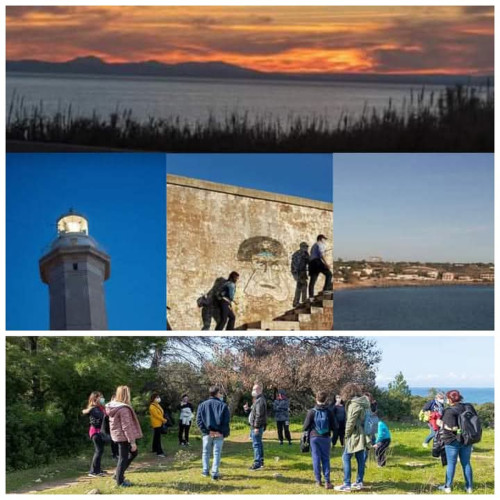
top-left (167, 174), bottom-right (333, 330)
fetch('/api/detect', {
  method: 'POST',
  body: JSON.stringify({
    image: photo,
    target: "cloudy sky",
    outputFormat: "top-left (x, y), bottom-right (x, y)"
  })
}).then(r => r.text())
top-left (6, 6), bottom-right (494, 74)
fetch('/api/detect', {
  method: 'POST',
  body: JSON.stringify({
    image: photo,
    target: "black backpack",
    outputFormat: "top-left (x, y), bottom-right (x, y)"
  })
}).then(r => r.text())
top-left (214, 280), bottom-right (229, 302)
top-left (457, 403), bottom-right (482, 446)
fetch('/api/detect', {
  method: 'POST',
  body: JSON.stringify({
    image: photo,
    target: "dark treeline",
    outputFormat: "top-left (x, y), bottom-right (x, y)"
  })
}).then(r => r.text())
top-left (6, 85), bottom-right (493, 152)
top-left (6, 336), bottom-right (493, 471)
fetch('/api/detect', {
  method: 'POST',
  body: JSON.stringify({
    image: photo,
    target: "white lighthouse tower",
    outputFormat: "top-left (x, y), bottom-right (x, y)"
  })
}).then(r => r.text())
top-left (39, 209), bottom-right (111, 330)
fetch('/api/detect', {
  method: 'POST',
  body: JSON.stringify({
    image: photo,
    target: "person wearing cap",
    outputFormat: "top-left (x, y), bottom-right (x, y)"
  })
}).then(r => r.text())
top-left (309, 234), bottom-right (333, 298)
top-left (291, 242), bottom-right (310, 307)
top-left (273, 390), bottom-right (292, 445)
top-left (437, 390), bottom-right (475, 494)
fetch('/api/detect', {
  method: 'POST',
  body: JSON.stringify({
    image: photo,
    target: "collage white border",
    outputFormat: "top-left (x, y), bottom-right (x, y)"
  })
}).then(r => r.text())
top-left (1, 0), bottom-right (497, 498)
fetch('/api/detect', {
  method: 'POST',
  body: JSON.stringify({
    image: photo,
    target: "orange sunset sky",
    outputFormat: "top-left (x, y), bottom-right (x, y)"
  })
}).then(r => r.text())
top-left (6, 6), bottom-right (494, 75)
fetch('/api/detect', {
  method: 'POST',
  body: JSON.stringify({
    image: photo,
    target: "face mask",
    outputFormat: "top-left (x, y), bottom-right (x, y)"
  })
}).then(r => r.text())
top-left (156, 397), bottom-right (161, 403)
top-left (219, 396), bottom-right (224, 402)
top-left (99, 397), bottom-right (105, 405)
top-left (437, 398), bottom-right (444, 404)
top-left (251, 390), bottom-right (258, 398)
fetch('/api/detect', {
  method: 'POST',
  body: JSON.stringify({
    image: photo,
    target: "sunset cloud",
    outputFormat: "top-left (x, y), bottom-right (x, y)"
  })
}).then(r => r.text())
top-left (6, 6), bottom-right (494, 74)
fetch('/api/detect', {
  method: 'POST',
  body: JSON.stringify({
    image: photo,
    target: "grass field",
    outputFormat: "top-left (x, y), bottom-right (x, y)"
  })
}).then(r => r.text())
top-left (6, 418), bottom-right (494, 495)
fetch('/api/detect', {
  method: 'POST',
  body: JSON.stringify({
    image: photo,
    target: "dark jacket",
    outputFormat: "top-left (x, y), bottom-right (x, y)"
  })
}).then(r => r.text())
top-left (330, 404), bottom-right (346, 424)
top-left (89, 406), bottom-right (105, 428)
top-left (423, 398), bottom-right (444, 415)
top-left (303, 403), bottom-right (337, 438)
top-left (273, 398), bottom-right (290, 422)
top-left (196, 397), bottom-right (230, 437)
top-left (248, 394), bottom-right (267, 429)
top-left (441, 402), bottom-right (476, 445)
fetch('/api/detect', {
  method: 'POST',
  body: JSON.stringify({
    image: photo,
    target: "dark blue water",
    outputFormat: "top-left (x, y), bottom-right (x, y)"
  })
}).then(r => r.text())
top-left (410, 387), bottom-right (494, 405)
top-left (334, 285), bottom-right (494, 330)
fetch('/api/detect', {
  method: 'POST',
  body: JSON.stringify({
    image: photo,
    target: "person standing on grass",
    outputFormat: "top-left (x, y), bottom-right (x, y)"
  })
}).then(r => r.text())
top-left (215, 271), bottom-right (240, 330)
top-left (330, 394), bottom-right (346, 448)
top-left (302, 390), bottom-right (337, 490)
top-left (291, 242), bottom-right (309, 307)
top-left (82, 391), bottom-right (108, 478)
top-left (308, 235), bottom-right (333, 298)
top-left (107, 385), bottom-right (143, 488)
top-left (109, 393), bottom-right (119, 460)
top-left (373, 413), bottom-right (391, 467)
top-left (334, 383), bottom-right (370, 492)
top-left (178, 394), bottom-right (194, 446)
top-left (149, 393), bottom-right (167, 457)
top-left (196, 386), bottom-right (230, 480)
top-left (422, 392), bottom-right (445, 448)
top-left (437, 390), bottom-right (479, 494)
top-left (244, 383), bottom-right (267, 470)
top-left (273, 389), bottom-right (292, 445)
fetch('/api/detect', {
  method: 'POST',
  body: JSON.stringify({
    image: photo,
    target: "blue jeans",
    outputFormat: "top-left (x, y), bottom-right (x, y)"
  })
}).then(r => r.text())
top-left (310, 435), bottom-right (331, 483)
top-left (202, 434), bottom-right (224, 476)
top-left (251, 427), bottom-right (264, 465)
top-left (343, 449), bottom-right (366, 486)
top-left (424, 424), bottom-right (436, 444)
top-left (444, 441), bottom-right (473, 490)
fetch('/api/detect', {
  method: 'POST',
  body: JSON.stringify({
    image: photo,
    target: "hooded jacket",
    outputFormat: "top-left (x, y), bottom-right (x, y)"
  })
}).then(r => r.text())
top-left (344, 395), bottom-right (370, 453)
top-left (273, 398), bottom-right (290, 422)
top-left (107, 401), bottom-right (143, 445)
top-left (302, 403), bottom-right (337, 438)
top-left (248, 394), bottom-right (267, 429)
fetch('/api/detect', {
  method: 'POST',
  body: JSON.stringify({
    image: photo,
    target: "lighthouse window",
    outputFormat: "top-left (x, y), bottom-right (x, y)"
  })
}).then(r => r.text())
top-left (73, 263), bottom-right (78, 270)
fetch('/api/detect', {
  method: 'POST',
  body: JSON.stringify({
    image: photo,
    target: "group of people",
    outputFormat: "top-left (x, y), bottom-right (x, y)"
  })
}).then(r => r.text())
top-left (195, 234), bottom-right (333, 331)
top-left (420, 391), bottom-right (480, 494)
top-left (82, 384), bottom-right (479, 493)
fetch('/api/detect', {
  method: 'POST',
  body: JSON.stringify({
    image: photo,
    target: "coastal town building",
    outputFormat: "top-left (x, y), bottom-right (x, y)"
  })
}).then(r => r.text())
top-left (442, 272), bottom-right (455, 281)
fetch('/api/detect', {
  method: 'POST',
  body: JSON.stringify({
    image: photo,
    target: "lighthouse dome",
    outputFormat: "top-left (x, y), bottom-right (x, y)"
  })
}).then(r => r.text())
top-left (50, 210), bottom-right (99, 250)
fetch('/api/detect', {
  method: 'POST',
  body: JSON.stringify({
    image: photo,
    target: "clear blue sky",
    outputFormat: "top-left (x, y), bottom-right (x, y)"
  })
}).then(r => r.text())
top-left (372, 336), bottom-right (494, 388)
top-left (166, 154), bottom-right (333, 203)
top-left (6, 153), bottom-right (166, 330)
top-left (334, 153), bottom-right (494, 262)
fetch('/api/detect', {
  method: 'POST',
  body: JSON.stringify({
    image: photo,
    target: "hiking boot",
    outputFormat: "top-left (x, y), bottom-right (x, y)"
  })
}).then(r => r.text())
top-left (249, 463), bottom-right (264, 471)
top-left (352, 482), bottom-right (363, 490)
top-left (334, 484), bottom-right (351, 492)
top-left (325, 482), bottom-right (333, 490)
top-left (437, 485), bottom-right (451, 494)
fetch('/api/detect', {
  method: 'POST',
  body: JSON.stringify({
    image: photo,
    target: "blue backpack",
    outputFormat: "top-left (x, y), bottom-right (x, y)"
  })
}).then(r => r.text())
top-left (314, 409), bottom-right (330, 435)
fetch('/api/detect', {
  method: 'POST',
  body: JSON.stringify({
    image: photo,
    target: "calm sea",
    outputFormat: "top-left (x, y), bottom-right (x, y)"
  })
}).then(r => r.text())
top-left (409, 387), bottom-right (494, 405)
top-left (334, 286), bottom-right (494, 330)
top-left (7, 72), bottom-right (447, 126)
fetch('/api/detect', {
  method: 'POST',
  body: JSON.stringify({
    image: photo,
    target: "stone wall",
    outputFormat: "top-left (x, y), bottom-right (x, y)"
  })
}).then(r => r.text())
top-left (167, 174), bottom-right (333, 330)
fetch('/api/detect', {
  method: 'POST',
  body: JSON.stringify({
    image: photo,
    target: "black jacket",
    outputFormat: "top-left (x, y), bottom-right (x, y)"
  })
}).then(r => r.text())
top-left (303, 403), bottom-right (337, 438)
top-left (89, 406), bottom-right (105, 428)
top-left (248, 394), bottom-right (267, 429)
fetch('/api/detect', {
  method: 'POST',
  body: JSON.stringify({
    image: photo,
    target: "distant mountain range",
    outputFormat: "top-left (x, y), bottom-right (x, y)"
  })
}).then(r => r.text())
top-left (7, 56), bottom-right (493, 86)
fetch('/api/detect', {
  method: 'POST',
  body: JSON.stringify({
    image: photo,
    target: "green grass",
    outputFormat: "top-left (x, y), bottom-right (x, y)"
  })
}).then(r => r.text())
top-left (6, 419), bottom-right (494, 494)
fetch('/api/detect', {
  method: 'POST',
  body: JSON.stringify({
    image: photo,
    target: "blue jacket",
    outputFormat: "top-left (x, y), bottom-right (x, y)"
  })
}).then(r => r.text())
top-left (221, 281), bottom-right (236, 302)
top-left (375, 420), bottom-right (391, 443)
top-left (196, 397), bottom-right (230, 437)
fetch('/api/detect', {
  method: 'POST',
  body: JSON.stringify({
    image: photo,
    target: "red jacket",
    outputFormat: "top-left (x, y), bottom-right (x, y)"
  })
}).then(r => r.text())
top-left (107, 402), bottom-right (143, 444)
top-left (429, 410), bottom-right (441, 431)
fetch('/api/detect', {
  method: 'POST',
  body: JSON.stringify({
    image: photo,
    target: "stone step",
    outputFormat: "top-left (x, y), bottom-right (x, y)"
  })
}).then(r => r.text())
top-left (258, 320), bottom-right (301, 331)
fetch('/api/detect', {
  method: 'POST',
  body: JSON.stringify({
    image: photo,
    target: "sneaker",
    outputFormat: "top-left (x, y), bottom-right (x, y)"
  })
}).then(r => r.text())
top-left (157, 453), bottom-right (166, 458)
top-left (316, 481), bottom-right (323, 487)
top-left (88, 473), bottom-right (98, 478)
top-left (334, 484), bottom-right (351, 492)
top-left (202, 471), bottom-right (209, 477)
top-left (437, 485), bottom-right (451, 494)
top-left (249, 463), bottom-right (264, 471)
top-left (325, 482), bottom-right (333, 490)
top-left (211, 474), bottom-right (221, 481)
top-left (352, 482), bottom-right (363, 490)
top-left (279, 441), bottom-right (284, 446)
top-left (422, 442), bottom-right (429, 448)
top-left (119, 479), bottom-right (132, 488)
top-left (466, 488), bottom-right (473, 494)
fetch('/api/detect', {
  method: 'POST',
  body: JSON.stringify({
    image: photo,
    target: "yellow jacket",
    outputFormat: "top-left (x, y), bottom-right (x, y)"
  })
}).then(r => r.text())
top-left (149, 402), bottom-right (167, 428)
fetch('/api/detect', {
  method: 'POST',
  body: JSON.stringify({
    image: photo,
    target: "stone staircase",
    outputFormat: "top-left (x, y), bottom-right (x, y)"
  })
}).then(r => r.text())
top-left (237, 291), bottom-right (333, 331)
